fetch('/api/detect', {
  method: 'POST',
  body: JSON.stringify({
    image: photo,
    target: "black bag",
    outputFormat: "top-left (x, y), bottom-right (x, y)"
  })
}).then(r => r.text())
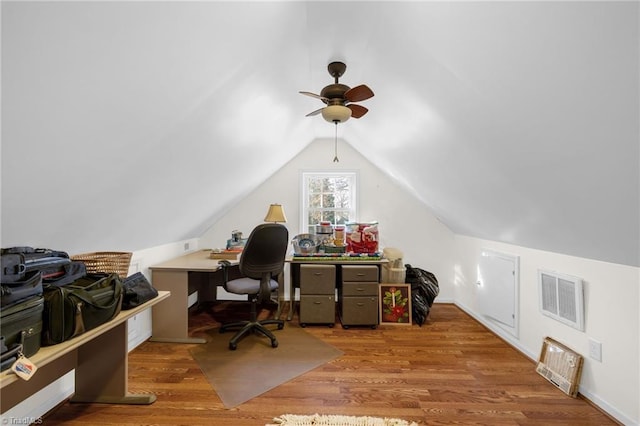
top-left (1, 270), bottom-right (43, 308)
top-left (405, 264), bottom-right (439, 326)
top-left (43, 261), bottom-right (87, 287)
top-left (1, 247), bottom-right (71, 283)
top-left (121, 272), bottom-right (158, 310)
top-left (0, 295), bottom-right (44, 370)
top-left (42, 273), bottom-right (123, 346)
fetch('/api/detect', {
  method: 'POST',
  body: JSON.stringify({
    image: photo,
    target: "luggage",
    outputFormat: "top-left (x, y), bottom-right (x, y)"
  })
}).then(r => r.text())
top-left (1, 247), bottom-right (71, 283)
top-left (0, 295), bottom-right (44, 371)
top-left (1, 270), bottom-right (43, 308)
top-left (43, 261), bottom-right (87, 288)
top-left (121, 272), bottom-right (158, 310)
top-left (42, 273), bottom-right (123, 346)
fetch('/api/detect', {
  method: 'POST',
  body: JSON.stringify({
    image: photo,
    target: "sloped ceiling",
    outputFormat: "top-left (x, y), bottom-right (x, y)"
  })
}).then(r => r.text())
top-left (2, 1), bottom-right (638, 266)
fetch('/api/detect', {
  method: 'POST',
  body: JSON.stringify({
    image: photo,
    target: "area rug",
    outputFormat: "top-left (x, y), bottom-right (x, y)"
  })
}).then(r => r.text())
top-left (189, 325), bottom-right (343, 408)
top-left (268, 414), bottom-right (419, 426)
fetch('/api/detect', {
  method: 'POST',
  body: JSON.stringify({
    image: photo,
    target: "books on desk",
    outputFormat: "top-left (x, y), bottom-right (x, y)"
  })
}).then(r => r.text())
top-left (292, 252), bottom-right (382, 261)
top-left (210, 249), bottom-right (242, 260)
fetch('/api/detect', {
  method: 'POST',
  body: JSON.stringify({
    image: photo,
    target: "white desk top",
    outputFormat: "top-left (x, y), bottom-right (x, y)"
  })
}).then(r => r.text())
top-left (149, 249), bottom-right (238, 272)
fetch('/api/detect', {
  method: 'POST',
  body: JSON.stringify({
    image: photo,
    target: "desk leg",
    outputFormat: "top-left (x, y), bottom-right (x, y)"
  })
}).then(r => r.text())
top-left (71, 322), bottom-right (155, 404)
top-left (287, 268), bottom-right (295, 321)
top-left (274, 270), bottom-right (285, 320)
top-left (150, 270), bottom-right (206, 344)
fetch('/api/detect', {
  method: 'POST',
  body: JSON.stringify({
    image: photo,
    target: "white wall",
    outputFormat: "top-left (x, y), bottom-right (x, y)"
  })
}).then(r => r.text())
top-left (453, 235), bottom-right (639, 425)
top-left (199, 138), bottom-right (457, 302)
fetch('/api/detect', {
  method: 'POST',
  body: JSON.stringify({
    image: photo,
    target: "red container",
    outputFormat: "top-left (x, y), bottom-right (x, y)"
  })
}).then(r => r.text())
top-left (345, 222), bottom-right (379, 254)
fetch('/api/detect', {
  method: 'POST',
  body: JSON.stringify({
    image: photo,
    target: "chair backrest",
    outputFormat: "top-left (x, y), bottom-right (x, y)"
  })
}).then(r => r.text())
top-left (238, 223), bottom-right (289, 280)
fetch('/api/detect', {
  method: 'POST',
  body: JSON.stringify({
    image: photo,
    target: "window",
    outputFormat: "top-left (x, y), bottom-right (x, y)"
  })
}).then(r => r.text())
top-left (301, 171), bottom-right (357, 233)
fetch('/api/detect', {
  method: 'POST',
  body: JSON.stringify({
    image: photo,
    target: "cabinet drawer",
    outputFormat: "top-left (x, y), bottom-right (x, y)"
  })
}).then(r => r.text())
top-left (300, 295), bottom-right (336, 324)
top-left (342, 282), bottom-right (378, 297)
top-left (341, 296), bottom-right (379, 325)
top-left (300, 264), bottom-right (335, 294)
top-left (342, 265), bottom-right (379, 282)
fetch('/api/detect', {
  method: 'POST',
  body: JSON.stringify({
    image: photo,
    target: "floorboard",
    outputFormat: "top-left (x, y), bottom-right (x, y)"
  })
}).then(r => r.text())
top-left (42, 302), bottom-right (619, 425)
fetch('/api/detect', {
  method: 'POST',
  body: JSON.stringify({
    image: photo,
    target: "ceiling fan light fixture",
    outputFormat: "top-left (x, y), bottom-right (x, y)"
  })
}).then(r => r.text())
top-left (322, 105), bottom-right (352, 123)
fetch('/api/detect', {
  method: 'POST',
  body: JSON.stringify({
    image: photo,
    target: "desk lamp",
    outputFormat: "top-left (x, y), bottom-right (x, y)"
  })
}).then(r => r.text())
top-left (264, 204), bottom-right (287, 223)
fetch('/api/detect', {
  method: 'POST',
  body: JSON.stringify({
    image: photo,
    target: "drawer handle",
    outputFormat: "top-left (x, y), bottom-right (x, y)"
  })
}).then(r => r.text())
top-left (356, 303), bottom-right (364, 306)
top-left (314, 301), bottom-right (322, 305)
top-left (357, 273), bottom-right (365, 276)
top-left (313, 273), bottom-right (323, 276)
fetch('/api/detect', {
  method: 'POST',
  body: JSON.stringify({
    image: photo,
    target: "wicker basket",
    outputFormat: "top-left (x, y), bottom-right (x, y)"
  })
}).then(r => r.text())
top-left (71, 251), bottom-right (132, 278)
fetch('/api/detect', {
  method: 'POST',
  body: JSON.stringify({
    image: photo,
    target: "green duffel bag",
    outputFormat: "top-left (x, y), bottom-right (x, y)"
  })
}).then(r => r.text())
top-left (42, 273), bottom-right (123, 346)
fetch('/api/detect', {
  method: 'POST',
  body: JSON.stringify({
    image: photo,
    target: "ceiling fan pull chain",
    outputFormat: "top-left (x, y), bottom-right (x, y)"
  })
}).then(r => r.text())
top-left (333, 121), bottom-right (339, 162)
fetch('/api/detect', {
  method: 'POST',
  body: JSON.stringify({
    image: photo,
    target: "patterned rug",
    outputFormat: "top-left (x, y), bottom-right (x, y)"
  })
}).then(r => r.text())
top-left (268, 414), bottom-right (419, 426)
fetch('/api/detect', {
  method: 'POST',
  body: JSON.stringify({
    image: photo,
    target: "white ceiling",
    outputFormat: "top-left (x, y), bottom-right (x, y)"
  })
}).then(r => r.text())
top-left (2, 1), bottom-right (638, 266)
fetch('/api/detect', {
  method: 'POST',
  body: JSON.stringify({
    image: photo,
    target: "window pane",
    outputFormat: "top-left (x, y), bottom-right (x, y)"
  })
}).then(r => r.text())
top-left (322, 179), bottom-right (335, 192)
top-left (308, 211), bottom-right (321, 225)
top-left (322, 193), bottom-right (335, 208)
top-left (335, 211), bottom-right (350, 224)
top-left (335, 190), bottom-right (350, 208)
top-left (309, 193), bottom-right (321, 208)
top-left (322, 211), bottom-right (336, 223)
top-left (309, 179), bottom-right (322, 193)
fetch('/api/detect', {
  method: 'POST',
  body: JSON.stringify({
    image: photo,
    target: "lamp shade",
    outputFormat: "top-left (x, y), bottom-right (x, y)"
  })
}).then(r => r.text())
top-left (322, 105), bottom-right (352, 123)
top-left (264, 204), bottom-right (287, 223)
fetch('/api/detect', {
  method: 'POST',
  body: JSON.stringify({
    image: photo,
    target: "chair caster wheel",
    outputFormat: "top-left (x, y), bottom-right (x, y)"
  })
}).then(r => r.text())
top-left (342, 324), bottom-right (349, 329)
top-left (277, 323), bottom-right (284, 330)
top-left (271, 340), bottom-right (278, 348)
top-left (329, 324), bottom-right (334, 328)
top-left (229, 342), bottom-right (237, 350)
top-left (300, 323), bottom-right (306, 328)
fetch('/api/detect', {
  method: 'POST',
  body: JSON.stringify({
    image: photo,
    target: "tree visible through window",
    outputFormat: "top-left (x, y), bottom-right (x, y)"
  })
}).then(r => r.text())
top-left (301, 172), bottom-right (357, 233)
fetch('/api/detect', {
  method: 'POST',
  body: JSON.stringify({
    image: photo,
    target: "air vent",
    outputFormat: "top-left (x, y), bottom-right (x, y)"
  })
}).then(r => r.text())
top-left (538, 270), bottom-right (584, 331)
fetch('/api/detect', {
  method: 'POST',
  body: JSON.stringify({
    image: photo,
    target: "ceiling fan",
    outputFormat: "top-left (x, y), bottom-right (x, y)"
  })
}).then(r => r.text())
top-left (300, 61), bottom-right (374, 123)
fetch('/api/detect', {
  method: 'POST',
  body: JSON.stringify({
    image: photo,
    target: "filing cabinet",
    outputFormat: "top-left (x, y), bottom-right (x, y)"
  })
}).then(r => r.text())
top-left (299, 264), bottom-right (336, 327)
top-left (339, 265), bottom-right (379, 329)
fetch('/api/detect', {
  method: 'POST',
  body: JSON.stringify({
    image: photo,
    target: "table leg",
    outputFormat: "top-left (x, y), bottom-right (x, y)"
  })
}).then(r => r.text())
top-left (72, 322), bottom-right (155, 404)
top-left (150, 270), bottom-right (206, 344)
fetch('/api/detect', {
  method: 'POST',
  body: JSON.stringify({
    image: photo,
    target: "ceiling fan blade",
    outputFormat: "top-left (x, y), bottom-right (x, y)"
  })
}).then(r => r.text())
top-left (348, 104), bottom-right (368, 119)
top-left (299, 91), bottom-right (329, 103)
top-left (305, 107), bottom-right (325, 117)
top-left (344, 85), bottom-right (374, 103)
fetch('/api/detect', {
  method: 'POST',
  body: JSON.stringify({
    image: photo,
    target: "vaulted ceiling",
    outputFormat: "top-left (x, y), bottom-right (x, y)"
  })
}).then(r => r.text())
top-left (2, 1), bottom-right (638, 266)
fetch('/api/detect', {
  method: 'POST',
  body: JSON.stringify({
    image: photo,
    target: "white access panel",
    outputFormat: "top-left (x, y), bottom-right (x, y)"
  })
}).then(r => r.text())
top-left (477, 250), bottom-right (519, 330)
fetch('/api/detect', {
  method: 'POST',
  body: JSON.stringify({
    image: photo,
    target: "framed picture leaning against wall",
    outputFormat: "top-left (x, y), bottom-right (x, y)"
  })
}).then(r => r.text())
top-left (379, 284), bottom-right (412, 325)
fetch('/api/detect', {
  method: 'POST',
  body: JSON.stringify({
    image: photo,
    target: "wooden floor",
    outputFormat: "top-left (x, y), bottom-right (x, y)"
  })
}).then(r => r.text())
top-left (43, 302), bottom-right (618, 425)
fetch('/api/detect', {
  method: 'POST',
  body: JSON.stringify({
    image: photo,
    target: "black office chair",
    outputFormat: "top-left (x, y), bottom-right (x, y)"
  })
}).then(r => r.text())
top-left (219, 223), bottom-right (289, 350)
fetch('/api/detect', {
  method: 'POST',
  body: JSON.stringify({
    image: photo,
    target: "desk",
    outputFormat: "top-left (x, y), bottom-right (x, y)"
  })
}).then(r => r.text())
top-left (0, 291), bottom-right (170, 414)
top-left (149, 250), bottom-right (285, 344)
top-left (286, 257), bottom-right (388, 321)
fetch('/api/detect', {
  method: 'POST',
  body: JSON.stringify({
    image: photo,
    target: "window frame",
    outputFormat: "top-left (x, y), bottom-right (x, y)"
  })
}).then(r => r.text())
top-left (300, 170), bottom-right (358, 234)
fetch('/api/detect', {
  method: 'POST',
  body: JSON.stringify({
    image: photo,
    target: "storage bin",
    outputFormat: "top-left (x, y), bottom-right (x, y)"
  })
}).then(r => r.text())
top-left (382, 265), bottom-right (406, 283)
top-left (70, 251), bottom-right (132, 279)
top-left (345, 222), bottom-right (379, 254)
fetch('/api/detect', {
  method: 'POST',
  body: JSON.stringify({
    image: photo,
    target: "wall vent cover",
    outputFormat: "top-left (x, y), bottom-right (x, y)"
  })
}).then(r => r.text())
top-left (538, 269), bottom-right (584, 331)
